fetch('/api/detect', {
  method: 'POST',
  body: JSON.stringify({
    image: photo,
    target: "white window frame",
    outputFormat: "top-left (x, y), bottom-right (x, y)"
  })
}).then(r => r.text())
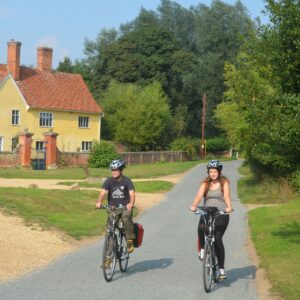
top-left (12, 110), bottom-right (20, 125)
top-left (81, 141), bottom-right (92, 152)
top-left (78, 116), bottom-right (89, 128)
top-left (0, 137), bottom-right (3, 152)
top-left (36, 141), bottom-right (45, 151)
top-left (39, 112), bottom-right (53, 128)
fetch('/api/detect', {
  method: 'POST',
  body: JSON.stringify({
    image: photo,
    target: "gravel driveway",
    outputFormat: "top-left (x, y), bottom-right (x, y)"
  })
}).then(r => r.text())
top-left (0, 160), bottom-right (257, 300)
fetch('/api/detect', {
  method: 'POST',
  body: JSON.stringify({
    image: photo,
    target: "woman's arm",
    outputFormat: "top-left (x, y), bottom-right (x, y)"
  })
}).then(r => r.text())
top-left (190, 183), bottom-right (206, 211)
top-left (223, 180), bottom-right (232, 212)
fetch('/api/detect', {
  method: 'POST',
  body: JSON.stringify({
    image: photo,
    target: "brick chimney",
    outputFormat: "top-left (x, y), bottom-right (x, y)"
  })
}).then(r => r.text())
top-left (37, 47), bottom-right (53, 71)
top-left (7, 40), bottom-right (22, 81)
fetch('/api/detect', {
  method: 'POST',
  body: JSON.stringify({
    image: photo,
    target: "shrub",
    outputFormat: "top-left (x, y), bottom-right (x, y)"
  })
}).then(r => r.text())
top-left (289, 170), bottom-right (300, 192)
top-left (170, 137), bottom-right (200, 160)
top-left (206, 137), bottom-right (229, 152)
top-left (88, 140), bottom-right (120, 168)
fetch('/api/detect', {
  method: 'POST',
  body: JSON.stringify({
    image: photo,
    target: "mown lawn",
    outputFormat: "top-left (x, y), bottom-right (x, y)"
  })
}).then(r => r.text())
top-left (0, 161), bottom-right (201, 180)
top-left (239, 162), bottom-right (300, 300)
top-left (57, 180), bottom-right (174, 193)
top-left (0, 188), bottom-right (107, 239)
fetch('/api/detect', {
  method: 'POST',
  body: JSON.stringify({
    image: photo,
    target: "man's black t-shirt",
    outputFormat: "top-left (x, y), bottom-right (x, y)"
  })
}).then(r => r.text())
top-left (102, 176), bottom-right (135, 206)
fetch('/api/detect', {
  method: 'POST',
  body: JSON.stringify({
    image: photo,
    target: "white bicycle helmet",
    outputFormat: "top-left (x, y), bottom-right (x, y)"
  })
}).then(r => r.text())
top-left (109, 159), bottom-right (126, 170)
top-left (207, 160), bottom-right (223, 170)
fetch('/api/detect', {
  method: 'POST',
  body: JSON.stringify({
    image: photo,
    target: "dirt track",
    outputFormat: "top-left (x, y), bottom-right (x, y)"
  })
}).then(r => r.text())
top-left (0, 174), bottom-right (182, 282)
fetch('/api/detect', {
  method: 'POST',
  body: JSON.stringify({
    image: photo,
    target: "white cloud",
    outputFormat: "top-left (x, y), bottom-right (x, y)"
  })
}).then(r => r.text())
top-left (35, 35), bottom-right (59, 48)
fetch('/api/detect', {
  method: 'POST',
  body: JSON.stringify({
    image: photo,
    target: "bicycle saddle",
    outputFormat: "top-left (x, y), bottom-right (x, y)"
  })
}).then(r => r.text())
top-left (201, 206), bottom-right (219, 214)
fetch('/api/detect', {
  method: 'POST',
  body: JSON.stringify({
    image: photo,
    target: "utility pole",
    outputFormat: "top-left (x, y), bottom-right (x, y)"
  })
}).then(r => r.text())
top-left (201, 94), bottom-right (206, 159)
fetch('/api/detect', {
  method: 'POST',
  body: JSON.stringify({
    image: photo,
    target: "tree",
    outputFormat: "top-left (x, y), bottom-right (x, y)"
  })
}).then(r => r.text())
top-left (215, 0), bottom-right (300, 177)
top-left (102, 81), bottom-right (172, 150)
top-left (57, 57), bottom-right (74, 73)
top-left (80, 0), bottom-right (254, 138)
top-left (262, 0), bottom-right (300, 93)
top-left (192, 0), bottom-right (254, 136)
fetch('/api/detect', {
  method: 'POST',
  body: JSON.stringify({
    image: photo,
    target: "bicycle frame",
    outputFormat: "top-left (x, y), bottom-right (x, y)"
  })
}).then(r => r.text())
top-left (98, 205), bottom-right (129, 282)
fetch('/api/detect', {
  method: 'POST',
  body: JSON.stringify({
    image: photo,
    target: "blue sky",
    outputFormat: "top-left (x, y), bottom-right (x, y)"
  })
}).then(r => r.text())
top-left (0, 0), bottom-right (267, 68)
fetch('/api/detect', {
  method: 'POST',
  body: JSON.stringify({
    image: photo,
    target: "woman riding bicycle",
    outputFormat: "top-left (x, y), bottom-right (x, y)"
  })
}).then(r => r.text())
top-left (190, 160), bottom-right (232, 280)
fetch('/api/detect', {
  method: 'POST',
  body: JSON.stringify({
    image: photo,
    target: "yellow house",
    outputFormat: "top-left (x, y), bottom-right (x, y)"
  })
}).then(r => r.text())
top-left (0, 40), bottom-right (103, 153)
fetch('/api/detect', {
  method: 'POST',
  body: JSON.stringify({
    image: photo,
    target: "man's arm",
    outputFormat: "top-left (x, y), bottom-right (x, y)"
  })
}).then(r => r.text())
top-left (96, 189), bottom-right (107, 208)
top-left (127, 190), bottom-right (135, 211)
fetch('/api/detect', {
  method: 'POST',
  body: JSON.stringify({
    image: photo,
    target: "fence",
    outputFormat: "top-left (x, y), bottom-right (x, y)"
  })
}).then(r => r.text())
top-left (120, 151), bottom-right (188, 165)
top-left (57, 150), bottom-right (89, 167)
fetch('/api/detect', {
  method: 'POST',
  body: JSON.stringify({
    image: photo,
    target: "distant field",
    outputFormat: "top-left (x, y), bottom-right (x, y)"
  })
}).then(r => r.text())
top-left (0, 161), bottom-right (202, 180)
top-left (57, 180), bottom-right (174, 193)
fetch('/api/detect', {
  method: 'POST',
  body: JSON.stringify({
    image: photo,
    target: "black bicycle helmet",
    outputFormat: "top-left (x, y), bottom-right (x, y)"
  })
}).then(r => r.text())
top-left (206, 159), bottom-right (223, 170)
top-left (109, 159), bottom-right (126, 171)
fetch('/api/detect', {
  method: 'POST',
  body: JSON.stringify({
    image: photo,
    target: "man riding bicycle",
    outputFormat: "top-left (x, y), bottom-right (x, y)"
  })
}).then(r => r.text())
top-left (96, 159), bottom-right (136, 254)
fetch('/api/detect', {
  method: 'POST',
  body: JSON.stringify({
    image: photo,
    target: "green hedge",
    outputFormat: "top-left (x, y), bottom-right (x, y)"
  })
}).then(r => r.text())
top-left (88, 140), bottom-right (120, 168)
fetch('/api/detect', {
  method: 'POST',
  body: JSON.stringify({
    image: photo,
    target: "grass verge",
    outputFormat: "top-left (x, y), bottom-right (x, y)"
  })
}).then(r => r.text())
top-left (238, 164), bottom-right (296, 204)
top-left (57, 180), bottom-right (174, 193)
top-left (0, 187), bottom-right (108, 239)
top-left (249, 200), bottom-right (300, 300)
top-left (238, 162), bottom-right (300, 299)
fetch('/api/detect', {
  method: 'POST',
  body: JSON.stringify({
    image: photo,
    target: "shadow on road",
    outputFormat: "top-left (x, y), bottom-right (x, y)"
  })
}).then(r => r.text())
top-left (128, 258), bottom-right (174, 274)
top-left (213, 265), bottom-right (256, 290)
top-left (113, 258), bottom-right (174, 281)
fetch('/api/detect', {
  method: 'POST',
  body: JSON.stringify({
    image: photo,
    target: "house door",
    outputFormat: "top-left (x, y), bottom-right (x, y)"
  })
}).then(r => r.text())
top-left (31, 140), bottom-right (46, 170)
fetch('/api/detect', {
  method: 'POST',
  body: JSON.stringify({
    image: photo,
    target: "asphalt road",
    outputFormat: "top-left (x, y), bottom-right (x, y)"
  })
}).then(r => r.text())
top-left (0, 160), bottom-right (257, 300)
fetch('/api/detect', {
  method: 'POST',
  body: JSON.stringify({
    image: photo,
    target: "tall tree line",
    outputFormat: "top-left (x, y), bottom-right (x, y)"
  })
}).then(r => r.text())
top-left (58, 0), bottom-right (254, 147)
top-left (215, 0), bottom-right (300, 184)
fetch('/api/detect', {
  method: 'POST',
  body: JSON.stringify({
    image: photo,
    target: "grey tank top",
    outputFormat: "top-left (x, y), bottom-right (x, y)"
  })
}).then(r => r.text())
top-left (204, 185), bottom-right (226, 211)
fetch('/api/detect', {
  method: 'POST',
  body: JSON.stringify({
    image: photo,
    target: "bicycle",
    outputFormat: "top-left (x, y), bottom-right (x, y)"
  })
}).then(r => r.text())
top-left (98, 204), bottom-right (130, 282)
top-left (194, 206), bottom-right (230, 293)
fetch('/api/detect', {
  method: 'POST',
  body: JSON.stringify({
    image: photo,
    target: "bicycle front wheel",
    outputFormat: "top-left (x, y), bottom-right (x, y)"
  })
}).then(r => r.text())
top-left (102, 234), bottom-right (117, 282)
top-left (212, 246), bottom-right (220, 283)
top-left (119, 234), bottom-right (129, 272)
top-left (203, 242), bottom-right (213, 293)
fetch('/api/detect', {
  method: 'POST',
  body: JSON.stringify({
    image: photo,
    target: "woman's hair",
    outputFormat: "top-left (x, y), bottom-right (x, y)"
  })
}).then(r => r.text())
top-left (202, 169), bottom-right (229, 197)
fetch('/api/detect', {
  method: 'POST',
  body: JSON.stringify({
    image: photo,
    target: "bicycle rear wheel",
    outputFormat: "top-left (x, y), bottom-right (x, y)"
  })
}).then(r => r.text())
top-left (102, 234), bottom-right (117, 282)
top-left (203, 242), bottom-right (213, 293)
top-left (119, 234), bottom-right (129, 272)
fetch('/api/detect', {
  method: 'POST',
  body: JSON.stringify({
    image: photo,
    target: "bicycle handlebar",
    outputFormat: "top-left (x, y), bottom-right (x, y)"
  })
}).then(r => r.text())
top-left (194, 206), bottom-right (233, 216)
top-left (95, 204), bottom-right (132, 210)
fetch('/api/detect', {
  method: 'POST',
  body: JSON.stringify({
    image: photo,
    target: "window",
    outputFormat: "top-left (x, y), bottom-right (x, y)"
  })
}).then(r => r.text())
top-left (40, 112), bottom-right (53, 127)
top-left (81, 141), bottom-right (92, 151)
top-left (12, 110), bottom-right (20, 125)
top-left (11, 136), bottom-right (18, 151)
top-left (36, 141), bottom-right (45, 151)
top-left (78, 116), bottom-right (89, 128)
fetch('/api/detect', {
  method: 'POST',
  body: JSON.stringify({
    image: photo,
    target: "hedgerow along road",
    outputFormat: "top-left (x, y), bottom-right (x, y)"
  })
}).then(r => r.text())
top-left (0, 160), bottom-right (257, 300)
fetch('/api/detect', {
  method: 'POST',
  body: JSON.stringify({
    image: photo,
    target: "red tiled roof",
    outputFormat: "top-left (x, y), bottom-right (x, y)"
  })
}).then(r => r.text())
top-left (0, 65), bottom-right (103, 114)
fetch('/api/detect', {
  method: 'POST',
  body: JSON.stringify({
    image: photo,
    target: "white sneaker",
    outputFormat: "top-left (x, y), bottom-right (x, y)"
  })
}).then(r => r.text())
top-left (219, 268), bottom-right (227, 279)
top-left (198, 249), bottom-right (204, 261)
